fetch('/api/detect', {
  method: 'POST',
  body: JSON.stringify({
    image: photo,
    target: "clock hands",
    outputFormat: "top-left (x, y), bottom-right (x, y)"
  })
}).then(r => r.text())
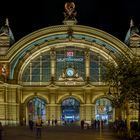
top-left (68, 71), bottom-right (72, 75)
top-left (67, 68), bottom-right (74, 76)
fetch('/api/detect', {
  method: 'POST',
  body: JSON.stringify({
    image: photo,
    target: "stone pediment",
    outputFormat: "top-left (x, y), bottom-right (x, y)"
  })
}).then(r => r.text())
top-left (82, 83), bottom-right (95, 90)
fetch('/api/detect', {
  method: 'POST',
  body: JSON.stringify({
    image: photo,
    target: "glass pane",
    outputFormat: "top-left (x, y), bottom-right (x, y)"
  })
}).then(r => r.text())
top-left (90, 52), bottom-right (108, 82)
top-left (28, 97), bottom-right (47, 122)
top-left (95, 98), bottom-right (113, 123)
top-left (22, 52), bottom-right (51, 83)
top-left (61, 98), bottom-right (80, 122)
top-left (56, 47), bottom-right (85, 80)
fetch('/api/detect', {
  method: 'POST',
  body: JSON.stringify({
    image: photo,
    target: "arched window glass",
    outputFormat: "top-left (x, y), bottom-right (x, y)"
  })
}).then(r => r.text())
top-left (90, 52), bottom-right (108, 82)
top-left (32, 57), bottom-right (40, 82)
top-left (22, 67), bottom-right (30, 82)
top-left (22, 52), bottom-right (51, 84)
top-left (56, 46), bottom-right (85, 80)
top-left (62, 98), bottom-right (80, 107)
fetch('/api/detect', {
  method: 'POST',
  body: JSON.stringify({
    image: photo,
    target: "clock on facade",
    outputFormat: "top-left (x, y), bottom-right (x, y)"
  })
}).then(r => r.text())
top-left (66, 68), bottom-right (74, 77)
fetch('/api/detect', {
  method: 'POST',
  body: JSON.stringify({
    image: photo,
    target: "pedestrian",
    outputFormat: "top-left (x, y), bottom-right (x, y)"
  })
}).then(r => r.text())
top-left (81, 120), bottom-right (84, 129)
top-left (97, 120), bottom-right (100, 128)
top-left (48, 119), bottom-right (50, 126)
top-left (94, 119), bottom-right (97, 129)
top-left (54, 119), bottom-right (57, 126)
top-left (52, 119), bottom-right (54, 126)
top-left (0, 122), bottom-right (3, 140)
top-left (29, 120), bottom-right (34, 131)
top-left (35, 117), bottom-right (43, 138)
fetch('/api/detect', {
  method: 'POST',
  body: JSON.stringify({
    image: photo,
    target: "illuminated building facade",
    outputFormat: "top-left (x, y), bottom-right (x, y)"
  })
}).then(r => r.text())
top-left (0, 2), bottom-right (139, 125)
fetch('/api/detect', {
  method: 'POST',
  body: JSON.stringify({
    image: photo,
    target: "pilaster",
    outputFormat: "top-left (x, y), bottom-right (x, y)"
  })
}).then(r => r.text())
top-left (85, 48), bottom-right (90, 82)
top-left (50, 47), bottom-right (56, 81)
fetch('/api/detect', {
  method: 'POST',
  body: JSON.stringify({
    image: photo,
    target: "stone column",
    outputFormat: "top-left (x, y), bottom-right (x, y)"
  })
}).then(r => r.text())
top-left (85, 48), bottom-right (90, 82)
top-left (80, 104), bottom-right (85, 120)
top-left (84, 91), bottom-right (93, 122)
top-left (56, 104), bottom-right (61, 124)
top-left (85, 104), bottom-right (93, 122)
top-left (48, 92), bottom-right (56, 118)
top-left (92, 103), bottom-right (96, 120)
top-left (113, 107), bottom-right (116, 122)
top-left (47, 104), bottom-right (56, 120)
top-left (50, 47), bottom-right (56, 82)
top-left (47, 90), bottom-right (59, 125)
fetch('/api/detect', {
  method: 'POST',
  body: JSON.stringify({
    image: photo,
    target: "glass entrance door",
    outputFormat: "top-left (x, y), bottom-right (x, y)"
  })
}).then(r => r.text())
top-left (28, 97), bottom-right (46, 122)
top-left (95, 98), bottom-right (113, 124)
top-left (61, 98), bottom-right (80, 123)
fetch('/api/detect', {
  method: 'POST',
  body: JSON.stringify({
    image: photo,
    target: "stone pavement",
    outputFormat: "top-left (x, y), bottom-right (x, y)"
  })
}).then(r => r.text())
top-left (2, 125), bottom-right (128, 140)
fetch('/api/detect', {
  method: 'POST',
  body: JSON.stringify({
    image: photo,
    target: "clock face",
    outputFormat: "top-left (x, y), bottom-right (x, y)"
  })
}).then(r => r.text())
top-left (66, 68), bottom-right (74, 77)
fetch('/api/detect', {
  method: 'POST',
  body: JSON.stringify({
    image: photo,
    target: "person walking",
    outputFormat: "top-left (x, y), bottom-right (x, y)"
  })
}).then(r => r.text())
top-left (81, 120), bottom-right (84, 129)
top-left (48, 119), bottom-right (50, 126)
top-left (35, 117), bottom-right (43, 138)
top-left (54, 119), bottom-right (57, 126)
top-left (29, 120), bottom-right (34, 131)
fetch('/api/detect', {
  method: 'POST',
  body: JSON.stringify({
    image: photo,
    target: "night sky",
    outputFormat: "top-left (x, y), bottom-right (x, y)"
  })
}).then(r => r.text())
top-left (0, 0), bottom-right (139, 42)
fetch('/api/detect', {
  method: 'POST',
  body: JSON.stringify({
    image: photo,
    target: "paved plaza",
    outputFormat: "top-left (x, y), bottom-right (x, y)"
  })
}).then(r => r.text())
top-left (2, 125), bottom-right (128, 140)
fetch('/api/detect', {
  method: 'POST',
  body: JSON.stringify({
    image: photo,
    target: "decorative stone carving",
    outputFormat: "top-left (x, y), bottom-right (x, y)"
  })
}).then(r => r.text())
top-left (50, 47), bottom-right (56, 59)
top-left (64, 2), bottom-right (77, 20)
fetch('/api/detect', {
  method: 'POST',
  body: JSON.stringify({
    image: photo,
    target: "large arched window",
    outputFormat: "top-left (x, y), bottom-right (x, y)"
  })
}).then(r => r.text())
top-left (21, 48), bottom-right (109, 85)
top-left (22, 52), bottom-right (51, 84)
top-left (56, 46), bottom-right (85, 80)
top-left (90, 52), bottom-right (108, 82)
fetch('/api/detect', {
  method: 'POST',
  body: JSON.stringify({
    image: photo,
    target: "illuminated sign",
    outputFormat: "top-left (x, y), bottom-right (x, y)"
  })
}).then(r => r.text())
top-left (57, 58), bottom-right (83, 62)
top-left (57, 50), bottom-right (83, 62)
top-left (67, 51), bottom-right (74, 57)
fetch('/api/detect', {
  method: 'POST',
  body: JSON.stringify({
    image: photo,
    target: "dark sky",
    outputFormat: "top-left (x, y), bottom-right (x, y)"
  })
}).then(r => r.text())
top-left (0, 0), bottom-right (140, 42)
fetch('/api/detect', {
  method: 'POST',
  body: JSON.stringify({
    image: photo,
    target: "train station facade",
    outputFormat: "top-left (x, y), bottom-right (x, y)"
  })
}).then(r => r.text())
top-left (0, 2), bottom-right (139, 126)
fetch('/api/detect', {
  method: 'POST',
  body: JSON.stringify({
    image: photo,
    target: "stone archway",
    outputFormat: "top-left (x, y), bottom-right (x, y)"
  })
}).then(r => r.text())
top-left (61, 97), bottom-right (80, 124)
top-left (26, 96), bottom-right (47, 125)
top-left (95, 97), bottom-right (114, 124)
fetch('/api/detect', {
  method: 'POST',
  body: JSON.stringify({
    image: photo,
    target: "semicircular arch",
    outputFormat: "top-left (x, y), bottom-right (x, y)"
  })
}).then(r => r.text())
top-left (16, 41), bottom-right (118, 84)
top-left (92, 94), bottom-right (113, 104)
top-left (5, 25), bottom-right (134, 81)
top-left (23, 94), bottom-right (49, 105)
top-left (57, 94), bottom-right (83, 104)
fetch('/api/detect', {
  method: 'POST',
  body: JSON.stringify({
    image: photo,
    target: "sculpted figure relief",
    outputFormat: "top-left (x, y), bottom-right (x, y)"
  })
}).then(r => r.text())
top-left (64, 2), bottom-right (77, 20)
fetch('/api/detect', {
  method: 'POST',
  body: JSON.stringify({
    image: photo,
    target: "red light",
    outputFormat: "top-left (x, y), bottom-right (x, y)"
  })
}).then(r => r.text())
top-left (67, 51), bottom-right (74, 57)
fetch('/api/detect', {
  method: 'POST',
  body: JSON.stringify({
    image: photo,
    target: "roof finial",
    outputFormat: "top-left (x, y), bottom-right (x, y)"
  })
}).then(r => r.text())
top-left (5, 18), bottom-right (9, 26)
top-left (63, 1), bottom-right (77, 25)
top-left (64, 2), bottom-right (76, 19)
top-left (130, 19), bottom-right (134, 28)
